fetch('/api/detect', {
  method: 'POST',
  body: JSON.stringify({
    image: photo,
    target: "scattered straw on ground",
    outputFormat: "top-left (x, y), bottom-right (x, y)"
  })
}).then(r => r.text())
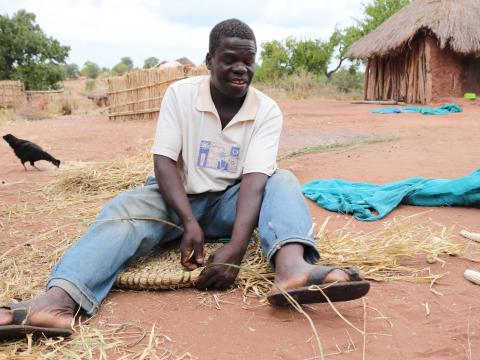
top-left (0, 321), bottom-right (194, 359)
top-left (1, 151), bottom-right (478, 358)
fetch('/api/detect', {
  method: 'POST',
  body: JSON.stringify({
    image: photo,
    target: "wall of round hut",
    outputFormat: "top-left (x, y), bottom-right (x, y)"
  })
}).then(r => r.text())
top-left (347, 0), bottom-right (480, 105)
top-left (426, 37), bottom-right (462, 100)
top-left (364, 37), bottom-right (429, 104)
top-left (363, 35), bottom-right (468, 104)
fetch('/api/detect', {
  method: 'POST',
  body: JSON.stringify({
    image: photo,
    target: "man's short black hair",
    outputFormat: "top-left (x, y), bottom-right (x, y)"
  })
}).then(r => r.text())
top-left (209, 18), bottom-right (256, 55)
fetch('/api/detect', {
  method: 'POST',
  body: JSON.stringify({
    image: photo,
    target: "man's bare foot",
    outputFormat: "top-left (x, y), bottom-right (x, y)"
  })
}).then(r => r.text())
top-left (0, 287), bottom-right (77, 329)
top-left (271, 243), bottom-right (359, 292)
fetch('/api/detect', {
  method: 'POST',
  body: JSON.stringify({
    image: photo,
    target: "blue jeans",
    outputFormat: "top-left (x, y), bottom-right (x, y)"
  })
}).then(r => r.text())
top-left (47, 169), bottom-right (319, 315)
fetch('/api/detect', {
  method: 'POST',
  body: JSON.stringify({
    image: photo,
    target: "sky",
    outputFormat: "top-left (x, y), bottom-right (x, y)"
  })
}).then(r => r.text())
top-left (1, 0), bottom-right (364, 69)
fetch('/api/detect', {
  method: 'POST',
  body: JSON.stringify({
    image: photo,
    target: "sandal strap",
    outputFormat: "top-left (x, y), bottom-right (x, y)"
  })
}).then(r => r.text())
top-left (306, 266), bottom-right (362, 285)
top-left (1, 305), bottom-right (29, 325)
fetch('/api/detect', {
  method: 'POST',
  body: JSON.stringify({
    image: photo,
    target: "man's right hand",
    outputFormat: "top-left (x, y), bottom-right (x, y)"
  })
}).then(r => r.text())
top-left (180, 220), bottom-right (205, 270)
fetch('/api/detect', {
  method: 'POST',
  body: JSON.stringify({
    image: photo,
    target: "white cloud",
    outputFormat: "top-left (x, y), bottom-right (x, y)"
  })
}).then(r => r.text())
top-left (3, 0), bottom-right (363, 68)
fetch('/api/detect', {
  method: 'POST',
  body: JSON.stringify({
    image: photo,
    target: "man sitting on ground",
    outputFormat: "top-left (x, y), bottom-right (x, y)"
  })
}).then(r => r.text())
top-left (0, 18), bottom-right (369, 339)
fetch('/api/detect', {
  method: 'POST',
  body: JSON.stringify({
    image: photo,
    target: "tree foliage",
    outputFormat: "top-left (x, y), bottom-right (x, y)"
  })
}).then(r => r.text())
top-left (327, 0), bottom-right (410, 77)
top-left (331, 67), bottom-right (364, 93)
top-left (62, 63), bottom-right (80, 78)
top-left (359, 0), bottom-right (410, 34)
top-left (255, 0), bottom-right (409, 84)
top-left (143, 57), bottom-right (159, 69)
top-left (0, 10), bottom-right (70, 90)
top-left (255, 38), bottom-right (333, 82)
top-left (80, 61), bottom-right (100, 79)
top-left (112, 57), bottom-right (134, 75)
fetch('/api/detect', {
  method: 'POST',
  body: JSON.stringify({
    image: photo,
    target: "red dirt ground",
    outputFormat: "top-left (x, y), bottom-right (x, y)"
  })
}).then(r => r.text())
top-left (1, 98), bottom-right (479, 359)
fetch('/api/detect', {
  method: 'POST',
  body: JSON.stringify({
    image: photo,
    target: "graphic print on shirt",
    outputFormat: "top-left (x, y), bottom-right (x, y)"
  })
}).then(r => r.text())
top-left (196, 140), bottom-right (240, 173)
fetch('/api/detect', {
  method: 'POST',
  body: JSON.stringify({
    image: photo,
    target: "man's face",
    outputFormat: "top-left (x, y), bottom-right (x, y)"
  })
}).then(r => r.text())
top-left (207, 37), bottom-right (256, 99)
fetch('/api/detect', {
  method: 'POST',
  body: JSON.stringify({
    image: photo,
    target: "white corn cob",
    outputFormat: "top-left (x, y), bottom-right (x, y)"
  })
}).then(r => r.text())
top-left (464, 269), bottom-right (480, 285)
top-left (460, 230), bottom-right (480, 243)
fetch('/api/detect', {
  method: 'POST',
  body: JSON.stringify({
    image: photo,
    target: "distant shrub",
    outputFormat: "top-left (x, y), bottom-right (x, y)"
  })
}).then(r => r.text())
top-left (254, 69), bottom-right (325, 100)
top-left (276, 69), bottom-right (322, 99)
top-left (331, 68), bottom-right (364, 93)
top-left (85, 79), bottom-right (96, 92)
top-left (81, 61), bottom-right (100, 79)
top-left (60, 100), bottom-right (73, 115)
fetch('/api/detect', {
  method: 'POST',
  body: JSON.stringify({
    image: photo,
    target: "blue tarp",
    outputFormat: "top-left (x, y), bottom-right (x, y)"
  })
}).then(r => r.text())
top-left (370, 103), bottom-right (463, 115)
top-left (301, 169), bottom-right (480, 221)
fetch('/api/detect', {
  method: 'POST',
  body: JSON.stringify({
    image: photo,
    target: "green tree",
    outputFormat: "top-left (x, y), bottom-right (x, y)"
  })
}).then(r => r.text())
top-left (255, 0), bottom-right (409, 84)
top-left (288, 38), bottom-right (332, 76)
top-left (328, 0), bottom-right (410, 78)
top-left (143, 56), bottom-right (159, 69)
top-left (80, 61), bottom-right (100, 79)
top-left (62, 63), bottom-right (80, 78)
top-left (120, 57), bottom-right (134, 71)
top-left (254, 40), bottom-right (290, 82)
top-left (112, 57), bottom-right (134, 75)
top-left (331, 67), bottom-right (364, 93)
top-left (0, 10), bottom-right (70, 90)
top-left (255, 38), bottom-right (332, 82)
top-left (360, 0), bottom-right (410, 34)
top-left (112, 63), bottom-right (128, 76)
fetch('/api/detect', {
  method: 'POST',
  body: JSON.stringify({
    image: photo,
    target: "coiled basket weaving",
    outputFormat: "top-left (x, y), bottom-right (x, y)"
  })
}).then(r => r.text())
top-left (115, 242), bottom-right (223, 290)
top-left (115, 235), bottom-right (270, 291)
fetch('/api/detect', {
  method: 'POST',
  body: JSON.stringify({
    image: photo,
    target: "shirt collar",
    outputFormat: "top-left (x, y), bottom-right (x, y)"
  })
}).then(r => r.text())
top-left (196, 75), bottom-right (259, 122)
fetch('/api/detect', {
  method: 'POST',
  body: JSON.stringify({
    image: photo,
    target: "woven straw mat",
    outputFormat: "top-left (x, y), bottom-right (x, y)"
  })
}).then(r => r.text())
top-left (115, 238), bottom-right (266, 290)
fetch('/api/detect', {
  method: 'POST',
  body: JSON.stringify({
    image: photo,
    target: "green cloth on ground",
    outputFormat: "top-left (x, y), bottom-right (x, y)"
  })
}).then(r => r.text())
top-left (370, 103), bottom-right (463, 115)
top-left (301, 169), bottom-right (480, 221)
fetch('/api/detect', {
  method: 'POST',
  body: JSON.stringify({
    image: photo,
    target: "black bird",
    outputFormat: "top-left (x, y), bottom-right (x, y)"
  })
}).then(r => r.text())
top-left (3, 134), bottom-right (61, 171)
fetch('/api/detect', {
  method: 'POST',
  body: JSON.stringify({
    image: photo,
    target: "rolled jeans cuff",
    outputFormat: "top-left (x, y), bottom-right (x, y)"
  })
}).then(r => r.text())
top-left (47, 277), bottom-right (99, 315)
top-left (266, 236), bottom-right (320, 268)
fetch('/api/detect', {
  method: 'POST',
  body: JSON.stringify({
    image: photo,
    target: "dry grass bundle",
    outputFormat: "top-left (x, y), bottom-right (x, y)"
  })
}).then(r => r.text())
top-left (42, 153), bottom-right (152, 201)
top-left (315, 216), bottom-right (463, 282)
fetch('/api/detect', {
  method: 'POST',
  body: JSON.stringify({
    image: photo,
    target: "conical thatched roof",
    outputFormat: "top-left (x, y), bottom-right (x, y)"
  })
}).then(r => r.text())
top-left (347, 0), bottom-right (480, 59)
top-left (176, 57), bottom-right (195, 67)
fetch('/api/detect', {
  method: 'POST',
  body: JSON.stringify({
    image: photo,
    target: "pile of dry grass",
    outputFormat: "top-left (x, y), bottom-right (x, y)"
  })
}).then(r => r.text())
top-left (42, 153), bottom-right (152, 200)
top-left (236, 215), bottom-right (464, 299)
top-left (1, 152), bottom-right (476, 358)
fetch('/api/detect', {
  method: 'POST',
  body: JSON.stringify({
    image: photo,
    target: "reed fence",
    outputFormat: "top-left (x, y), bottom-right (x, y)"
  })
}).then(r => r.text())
top-left (106, 64), bottom-right (209, 121)
top-left (0, 81), bottom-right (25, 108)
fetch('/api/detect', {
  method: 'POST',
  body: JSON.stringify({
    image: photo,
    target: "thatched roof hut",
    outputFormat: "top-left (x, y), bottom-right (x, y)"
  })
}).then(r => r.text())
top-left (347, 0), bottom-right (480, 104)
top-left (176, 57), bottom-right (196, 67)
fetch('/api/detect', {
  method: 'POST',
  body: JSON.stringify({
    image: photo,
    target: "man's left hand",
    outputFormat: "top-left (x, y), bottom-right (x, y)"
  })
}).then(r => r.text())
top-left (196, 244), bottom-right (245, 290)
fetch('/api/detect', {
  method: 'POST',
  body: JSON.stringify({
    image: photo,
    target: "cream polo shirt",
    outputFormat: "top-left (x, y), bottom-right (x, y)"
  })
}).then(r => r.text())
top-left (151, 75), bottom-right (283, 194)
